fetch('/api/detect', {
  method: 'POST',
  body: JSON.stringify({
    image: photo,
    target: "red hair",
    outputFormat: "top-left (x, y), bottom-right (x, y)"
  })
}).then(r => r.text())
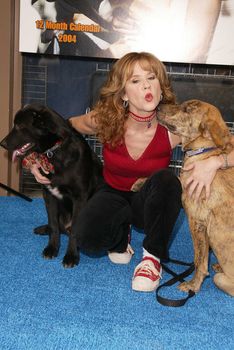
top-left (93, 52), bottom-right (176, 146)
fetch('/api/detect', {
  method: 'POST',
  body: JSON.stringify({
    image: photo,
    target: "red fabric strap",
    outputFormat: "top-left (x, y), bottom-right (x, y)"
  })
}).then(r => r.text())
top-left (142, 257), bottom-right (161, 272)
top-left (22, 152), bottom-right (54, 173)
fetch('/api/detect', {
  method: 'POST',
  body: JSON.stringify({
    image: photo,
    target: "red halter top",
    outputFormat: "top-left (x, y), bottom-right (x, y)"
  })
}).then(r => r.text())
top-left (103, 124), bottom-right (172, 191)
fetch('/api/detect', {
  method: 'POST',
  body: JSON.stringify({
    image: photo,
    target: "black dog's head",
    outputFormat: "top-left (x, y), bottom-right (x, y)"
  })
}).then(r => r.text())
top-left (0, 104), bottom-right (71, 162)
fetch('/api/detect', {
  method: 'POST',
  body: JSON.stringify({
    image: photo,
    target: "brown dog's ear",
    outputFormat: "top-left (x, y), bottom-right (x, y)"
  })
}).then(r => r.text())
top-left (158, 103), bottom-right (180, 116)
top-left (199, 109), bottom-right (233, 152)
top-left (181, 100), bottom-right (202, 113)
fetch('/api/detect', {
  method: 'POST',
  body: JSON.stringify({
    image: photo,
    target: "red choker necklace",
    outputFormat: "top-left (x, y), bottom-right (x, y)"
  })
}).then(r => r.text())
top-left (129, 110), bottom-right (156, 128)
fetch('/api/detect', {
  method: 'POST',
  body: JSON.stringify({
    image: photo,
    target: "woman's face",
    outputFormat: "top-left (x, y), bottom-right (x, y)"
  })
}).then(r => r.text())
top-left (122, 62), bottom-right (162, 116)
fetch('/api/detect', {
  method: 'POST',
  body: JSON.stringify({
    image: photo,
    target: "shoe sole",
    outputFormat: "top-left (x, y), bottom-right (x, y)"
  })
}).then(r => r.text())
top-left (108, 252), bottom-right (132, 264)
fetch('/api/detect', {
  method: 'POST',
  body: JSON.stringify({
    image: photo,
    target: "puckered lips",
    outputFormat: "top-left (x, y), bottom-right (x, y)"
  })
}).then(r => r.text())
top-left (12, 143), bottom-right (34, 162)
top-left (145, 93), bottom-right (153, 102)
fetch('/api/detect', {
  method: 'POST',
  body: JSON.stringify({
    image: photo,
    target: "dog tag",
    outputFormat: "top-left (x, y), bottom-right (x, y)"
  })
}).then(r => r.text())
top-left (46, 150), bottom-right (53, 158)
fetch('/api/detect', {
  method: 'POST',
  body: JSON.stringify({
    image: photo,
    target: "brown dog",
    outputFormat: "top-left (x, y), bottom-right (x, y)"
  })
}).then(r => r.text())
top-left (158, 99), bottom-right (234, 296)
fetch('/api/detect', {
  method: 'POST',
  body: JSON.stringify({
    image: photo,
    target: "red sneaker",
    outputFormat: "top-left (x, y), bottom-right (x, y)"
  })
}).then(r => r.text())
top-left (132, 257), bottom-right (162, 292)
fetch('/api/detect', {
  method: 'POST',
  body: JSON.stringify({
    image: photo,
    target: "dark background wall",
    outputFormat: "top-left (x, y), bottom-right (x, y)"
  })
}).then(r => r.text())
top-left (22, 54), bottom-right (234, 122)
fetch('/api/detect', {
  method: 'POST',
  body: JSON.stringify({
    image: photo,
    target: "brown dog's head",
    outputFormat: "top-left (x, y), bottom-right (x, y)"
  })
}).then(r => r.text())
top-left (157, 99), bottom-right (233, 152)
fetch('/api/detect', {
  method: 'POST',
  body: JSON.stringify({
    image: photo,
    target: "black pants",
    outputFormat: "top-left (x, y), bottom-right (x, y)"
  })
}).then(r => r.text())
top-left (75, 169), bottom-right (182, 261)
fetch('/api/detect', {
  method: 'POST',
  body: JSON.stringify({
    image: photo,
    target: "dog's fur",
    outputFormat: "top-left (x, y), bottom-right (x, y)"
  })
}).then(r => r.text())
top-left (158, 99), bottom-right (234, 296)
top-left (0, 104), bottom-right (103, 268)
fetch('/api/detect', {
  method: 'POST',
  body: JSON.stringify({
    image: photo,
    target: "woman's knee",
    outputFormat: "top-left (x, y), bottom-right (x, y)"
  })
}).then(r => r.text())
top-left (144, 169), bottom-right (182, 197)
top-left (75, 191), bottom-right (131, 251)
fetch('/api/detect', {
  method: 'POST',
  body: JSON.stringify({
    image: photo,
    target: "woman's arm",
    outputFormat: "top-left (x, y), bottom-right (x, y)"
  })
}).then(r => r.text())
top-left (69, 110), bottom-right (97, 135)
top-left (184, 135), bottom-right (234, 199)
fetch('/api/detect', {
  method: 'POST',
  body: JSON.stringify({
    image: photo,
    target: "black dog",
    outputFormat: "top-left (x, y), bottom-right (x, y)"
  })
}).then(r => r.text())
top-left (0, 104), bottom-right (103, 267)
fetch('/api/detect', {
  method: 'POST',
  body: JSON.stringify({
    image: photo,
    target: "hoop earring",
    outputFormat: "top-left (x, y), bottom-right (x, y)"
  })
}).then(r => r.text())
top-left (123, 100), bottom-right (129, 108)
top-left (160, 94), bottom-right (163, 102)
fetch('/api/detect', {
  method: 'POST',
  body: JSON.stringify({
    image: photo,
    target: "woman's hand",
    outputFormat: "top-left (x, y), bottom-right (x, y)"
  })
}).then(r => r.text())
top-left (183, 156), bottom-right (221, 200)
top-left (130, 177), bottom-right (147, 192)
top-left (31, 162), bottom-right (51, 185)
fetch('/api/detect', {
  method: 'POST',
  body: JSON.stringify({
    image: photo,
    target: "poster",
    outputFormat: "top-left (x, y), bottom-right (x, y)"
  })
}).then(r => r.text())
top-left (19, 0), bottom-right (234, 65)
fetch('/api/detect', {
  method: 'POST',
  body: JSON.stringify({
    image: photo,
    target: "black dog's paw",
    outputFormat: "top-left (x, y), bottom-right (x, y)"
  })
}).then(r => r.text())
top-left (34, 224), bottom-right (51, 235)
top-left (62, 253), bottom-right (79, 268)
top-left (43, 245), bottom-right (58, 259)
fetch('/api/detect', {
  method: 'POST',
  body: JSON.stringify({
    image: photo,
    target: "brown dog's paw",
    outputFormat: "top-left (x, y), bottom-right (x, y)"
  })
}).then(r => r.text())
top-left (214, 273), bottom-right (234, 297)
top-left (178, 280), bottom-right (199, 293)
top-left (212, 263), bottom-right (223, 273)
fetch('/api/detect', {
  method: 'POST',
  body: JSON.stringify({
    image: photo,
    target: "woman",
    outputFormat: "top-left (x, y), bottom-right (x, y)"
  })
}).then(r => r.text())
top-left (30, 52), bottom-right (233, 292)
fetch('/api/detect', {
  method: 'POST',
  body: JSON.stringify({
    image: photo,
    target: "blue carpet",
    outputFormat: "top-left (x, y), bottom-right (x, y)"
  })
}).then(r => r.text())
top-left (0, 197), bottom-right (233, 350)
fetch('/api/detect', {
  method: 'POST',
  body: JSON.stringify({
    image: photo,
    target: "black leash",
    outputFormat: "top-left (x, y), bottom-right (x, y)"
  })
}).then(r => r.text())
top-left (156, 258), bottom-right (195, 307)
top-left (0, 182), bottom-right (32, 202)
